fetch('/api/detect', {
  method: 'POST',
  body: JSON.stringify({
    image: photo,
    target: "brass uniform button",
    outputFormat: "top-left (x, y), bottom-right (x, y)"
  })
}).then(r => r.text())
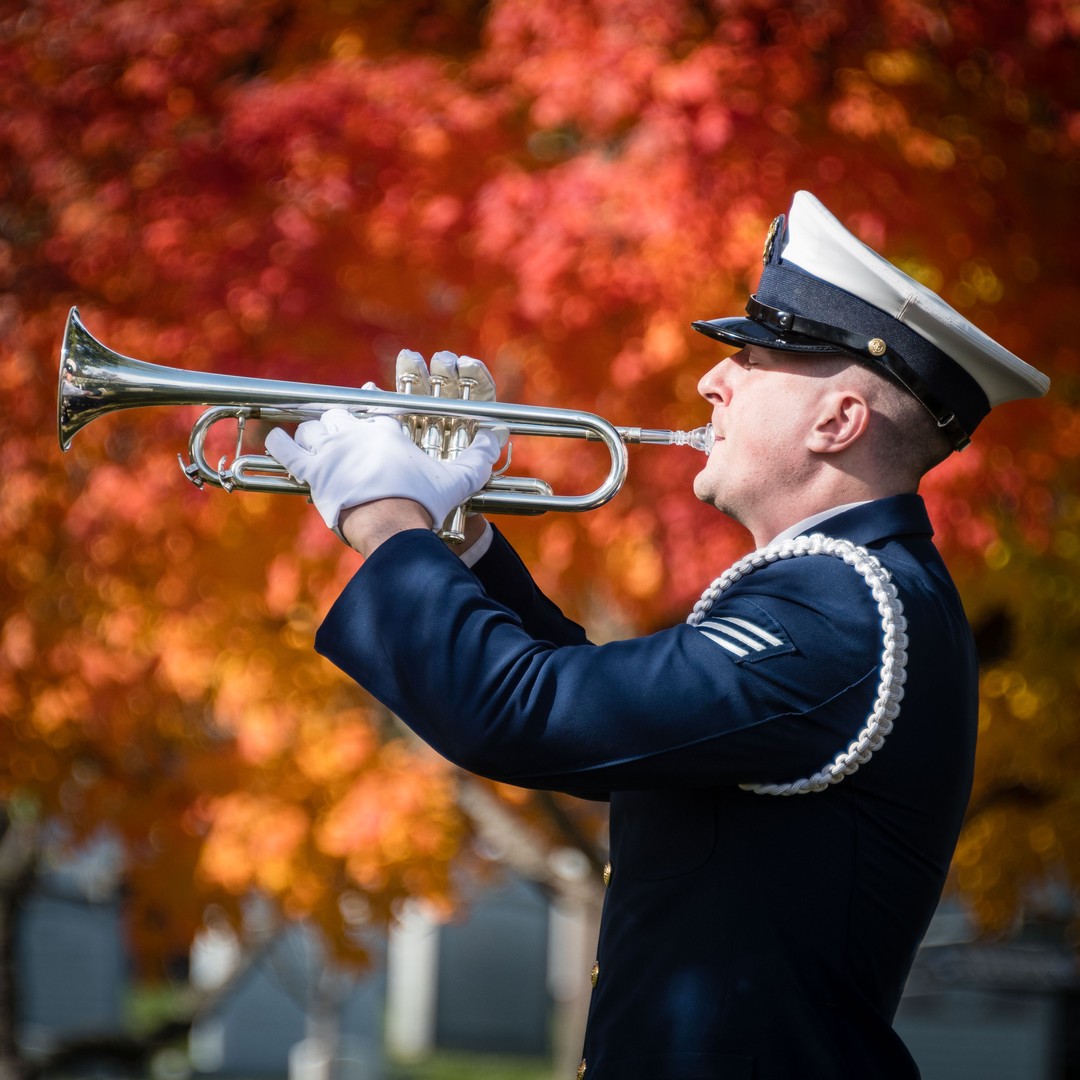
top-left (602, 861), bottom-right (612, 886)
top-left (591, 961), bottom-right (599, 987)
top-left (868, 337), bottom-right (887, 356)
top-left (577, 1058), bottom-right (587, 1079)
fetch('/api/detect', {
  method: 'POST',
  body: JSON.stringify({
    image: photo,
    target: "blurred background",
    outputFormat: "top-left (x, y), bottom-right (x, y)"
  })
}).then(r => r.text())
top-left (1, 0), bottom-right (1079, 1076)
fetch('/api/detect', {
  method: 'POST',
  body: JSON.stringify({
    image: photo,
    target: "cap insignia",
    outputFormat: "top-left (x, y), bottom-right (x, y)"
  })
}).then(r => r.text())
top-left (762, 215), bottom-right (782, 267)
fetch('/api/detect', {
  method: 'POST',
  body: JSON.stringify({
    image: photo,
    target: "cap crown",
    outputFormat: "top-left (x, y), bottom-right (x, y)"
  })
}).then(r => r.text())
top-left (782, 192), bottom-right (1049, 408)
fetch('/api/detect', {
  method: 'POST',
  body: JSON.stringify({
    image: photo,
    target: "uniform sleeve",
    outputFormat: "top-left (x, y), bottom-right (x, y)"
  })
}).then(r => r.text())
top-left (315, 529), bottom-right (881, 795)
top-left (467, 526), bottom-right (589, 647)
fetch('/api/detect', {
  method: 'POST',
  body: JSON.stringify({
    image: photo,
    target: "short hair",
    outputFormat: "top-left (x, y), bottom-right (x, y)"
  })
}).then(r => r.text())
top-left (816, 353), bottom-right (954, 484)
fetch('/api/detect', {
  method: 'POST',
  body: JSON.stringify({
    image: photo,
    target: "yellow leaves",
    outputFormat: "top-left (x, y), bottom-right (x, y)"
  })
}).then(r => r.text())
top-left (155, 619), bottom-right (219, 704)
top-left (97, 606), bottom-right (143, 652)
top-left (31, 682), bottom-right (90, 740)
top-left (199, 793), bottom-right (310, 896)
top-left (983, 539), bottom-right (1011, 570)
top-left (865, 49), bottom-right (928, 87)
top-left (331, 30), bottom-right (365, 62)
top-left (294, 713), bottom-right (377, 785)
top-left (953, 793), bottom-right (1079, 937)
top-left (317, 745), bottom-right (454, 856)
top-left (213, 651), bottom-right (294, 749)
top-left (232, 703), bottom-right (297, 766)
top-left (891, 255), bottom-right (944, 294)
top-left (829, 69), bottom-right (911, 141)
top-left (999, 681), bottom-right (1039, 723)
top-left (951, 259), bottom-right (1005, 307)
top-left (192, 733), bottom-right (464, 935)
top-left (983, 668), bottom-right (1060, 725)
top-left (898, 129), bottom-right (956, 170)
top-left (603, 526), bottom-right (663, 601)
top-left (951, 810), bottom-right (1016, 934)
top-left (830, 61), bottom-right (957, 171)
top-left (969, 666), bottom-right (1076, 865)
top-left (315, 742), bottom-right (462, 897)
top-left (1028, 822), bottom-right (1059, 859)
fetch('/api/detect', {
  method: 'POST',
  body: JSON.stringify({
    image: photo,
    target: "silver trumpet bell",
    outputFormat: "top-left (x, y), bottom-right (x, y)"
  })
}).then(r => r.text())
top-left (58, 308), bottom-right (713, 540)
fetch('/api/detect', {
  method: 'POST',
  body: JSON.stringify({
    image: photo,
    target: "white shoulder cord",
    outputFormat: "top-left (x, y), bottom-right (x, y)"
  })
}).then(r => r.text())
top-left (686, 533), bottom-right (909, 796)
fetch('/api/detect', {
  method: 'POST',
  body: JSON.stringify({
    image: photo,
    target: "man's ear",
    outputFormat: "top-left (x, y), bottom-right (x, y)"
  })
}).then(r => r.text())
top-left (806, 391), bottom-right (870, 454)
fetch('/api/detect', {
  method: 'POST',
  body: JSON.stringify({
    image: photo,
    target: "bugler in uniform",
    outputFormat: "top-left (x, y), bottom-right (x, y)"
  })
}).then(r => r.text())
top-left (268, 192), bottom-right (1049, 1078)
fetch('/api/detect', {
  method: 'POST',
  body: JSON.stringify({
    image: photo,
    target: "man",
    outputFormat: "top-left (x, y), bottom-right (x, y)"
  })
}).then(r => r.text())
top-left (266, 192), bottom-right (1049, 1078)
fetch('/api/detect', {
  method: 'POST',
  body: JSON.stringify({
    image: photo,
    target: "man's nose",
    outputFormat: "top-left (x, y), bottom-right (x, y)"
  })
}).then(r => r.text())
top-left (698, 357), bottom-right (734, 403)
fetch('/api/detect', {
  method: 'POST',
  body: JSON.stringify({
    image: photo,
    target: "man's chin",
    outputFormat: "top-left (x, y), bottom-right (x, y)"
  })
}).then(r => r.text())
top-left (692, 475), bottom-right (719, 508)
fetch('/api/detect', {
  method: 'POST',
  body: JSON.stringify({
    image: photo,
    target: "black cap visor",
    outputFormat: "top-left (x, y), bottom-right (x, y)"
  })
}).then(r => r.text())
top-left (692, 316), bottom-right (838, 356)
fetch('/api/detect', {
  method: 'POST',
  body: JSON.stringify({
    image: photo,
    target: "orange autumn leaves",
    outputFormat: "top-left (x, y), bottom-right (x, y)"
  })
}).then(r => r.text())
top-left (3, 0), bottom-right (1080, 971)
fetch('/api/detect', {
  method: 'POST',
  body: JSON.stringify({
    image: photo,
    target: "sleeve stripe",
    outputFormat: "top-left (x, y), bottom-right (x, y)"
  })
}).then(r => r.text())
top-left (699, 618), bottom-right (767, 651)
top-left (722, 616), bottom-right (784, 646)
top-left (699, 622), bottom-right (768, 652)
top-left (698, 629), bottom-right (750, 657)
top-left (710, 616), bottom-right (784, 648)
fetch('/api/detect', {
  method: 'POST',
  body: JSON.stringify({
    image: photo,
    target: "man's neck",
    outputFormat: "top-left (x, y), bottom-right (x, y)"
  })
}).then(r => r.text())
top-left (766, 501), bottom-right (872, 547)
top-left (745, 475), bottom-right (915, 549)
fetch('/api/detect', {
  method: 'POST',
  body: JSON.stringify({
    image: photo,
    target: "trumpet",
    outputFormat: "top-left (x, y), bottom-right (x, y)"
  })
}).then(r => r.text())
top-left (58, 308), bottom-right (713, 539)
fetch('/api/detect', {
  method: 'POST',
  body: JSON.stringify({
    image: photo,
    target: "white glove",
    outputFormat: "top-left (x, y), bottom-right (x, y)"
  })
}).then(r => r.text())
top-left (397, 349), bottom-right (497, 401)
top-left (264, 409), bottom-right (506, 534)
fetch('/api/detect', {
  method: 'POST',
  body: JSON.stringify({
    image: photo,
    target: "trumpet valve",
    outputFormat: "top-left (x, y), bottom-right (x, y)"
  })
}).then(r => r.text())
top-left (419, 375), bottom-right (449, 457)
top-left (445, 376), bottom-right (478, 455)
top-left (437, 374), bottom-right (479, 544)
top-left (395, 371), bottom-right (421, 439)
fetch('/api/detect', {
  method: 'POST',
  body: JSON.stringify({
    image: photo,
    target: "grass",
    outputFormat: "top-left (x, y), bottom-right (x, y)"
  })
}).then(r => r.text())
top-left (385, 1050), bottom-right (553, 1080)
top-left (127, 985), bottom-right (554, 1080)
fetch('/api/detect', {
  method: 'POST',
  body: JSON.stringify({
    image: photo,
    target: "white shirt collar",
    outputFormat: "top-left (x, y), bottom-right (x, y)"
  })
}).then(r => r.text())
top-left (768, 501), bottom-right (870, 547)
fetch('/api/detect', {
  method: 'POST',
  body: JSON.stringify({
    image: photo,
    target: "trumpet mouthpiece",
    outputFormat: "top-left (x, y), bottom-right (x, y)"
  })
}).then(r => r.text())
top-left (621, 424), bottom-right (714, 454)
top-left (673, 425), bottom-right (714, 454)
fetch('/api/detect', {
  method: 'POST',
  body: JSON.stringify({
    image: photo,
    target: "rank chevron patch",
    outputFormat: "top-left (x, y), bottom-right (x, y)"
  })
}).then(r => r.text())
top-left (695, 612), bottom-right (794, 662)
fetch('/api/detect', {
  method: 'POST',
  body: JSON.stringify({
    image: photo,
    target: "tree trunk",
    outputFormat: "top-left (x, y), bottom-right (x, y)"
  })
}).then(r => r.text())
top-left (0, 808), bottom-right (41, 1080)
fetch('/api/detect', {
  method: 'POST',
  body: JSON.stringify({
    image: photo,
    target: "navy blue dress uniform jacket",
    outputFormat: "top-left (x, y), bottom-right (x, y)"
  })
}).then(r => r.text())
top-left (315, 494), bottom-right (978, 1079)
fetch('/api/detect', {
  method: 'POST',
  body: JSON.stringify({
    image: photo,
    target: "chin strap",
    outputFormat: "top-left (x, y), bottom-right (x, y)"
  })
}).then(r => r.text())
top-left (687, 533), bottom-right (909, 795)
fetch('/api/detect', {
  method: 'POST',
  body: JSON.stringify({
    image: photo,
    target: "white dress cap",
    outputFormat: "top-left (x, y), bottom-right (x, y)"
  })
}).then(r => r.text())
top-left (781, 191), bottom-right (1050, 408)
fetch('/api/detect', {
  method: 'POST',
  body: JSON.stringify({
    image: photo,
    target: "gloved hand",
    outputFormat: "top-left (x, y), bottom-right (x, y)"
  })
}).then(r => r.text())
top-left (264, 409), bottom-right (506, 536)
top-left (396, 349), bottom-right (497, 402)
